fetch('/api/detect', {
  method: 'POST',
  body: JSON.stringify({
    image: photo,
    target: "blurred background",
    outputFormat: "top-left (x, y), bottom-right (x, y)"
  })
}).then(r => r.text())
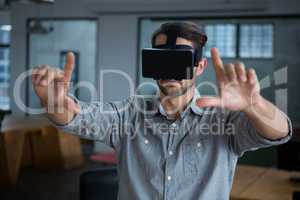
top-left (0, 0), bottom-right (300, 200)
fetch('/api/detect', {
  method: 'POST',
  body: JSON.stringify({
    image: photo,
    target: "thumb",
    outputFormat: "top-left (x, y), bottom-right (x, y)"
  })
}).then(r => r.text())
top-left (196, 96), bottom-right (222, 108)
top-left (64, 96), bottom-right (81, 114)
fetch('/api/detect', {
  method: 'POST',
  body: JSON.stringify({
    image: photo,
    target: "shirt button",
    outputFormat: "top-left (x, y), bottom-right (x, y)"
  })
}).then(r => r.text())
top-left (197, 142), bottom-right (201, 147)
top-left (167, 176), bottom-right (172, 181)
top-left (171, 123), bottom-right (177, 128)
top-left (144, 139), bottom-right (149, 144)
top-left (169, 151), bottom-right (173, 155)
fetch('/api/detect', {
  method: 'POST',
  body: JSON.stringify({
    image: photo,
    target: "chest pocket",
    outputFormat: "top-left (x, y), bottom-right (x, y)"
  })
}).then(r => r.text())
top-left (182, 137), bottom-right (210, 178)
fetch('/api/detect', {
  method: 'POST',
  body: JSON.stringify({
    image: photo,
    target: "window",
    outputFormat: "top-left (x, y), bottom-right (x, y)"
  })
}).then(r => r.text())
top-left (0, 25), bottom-right (11, 110)
top-left (204, 24), bottom-right (237, 58)
top-left (239, 24), bottom-right (273, 58)
top-left (203, 23), bottom-right (273, 59)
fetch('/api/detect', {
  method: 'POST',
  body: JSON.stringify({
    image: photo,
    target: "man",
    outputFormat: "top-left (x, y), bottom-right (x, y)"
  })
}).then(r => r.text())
top-left (32, 22), bottom-right (292, 200)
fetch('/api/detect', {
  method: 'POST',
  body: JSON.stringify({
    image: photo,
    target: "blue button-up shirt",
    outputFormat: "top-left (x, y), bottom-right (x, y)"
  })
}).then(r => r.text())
top-left (52, 90), bottom-right (292, 200)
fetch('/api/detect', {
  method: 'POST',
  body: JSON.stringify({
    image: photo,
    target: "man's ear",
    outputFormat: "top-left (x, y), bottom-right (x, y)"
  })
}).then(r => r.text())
top-left (195, 58), bottom-right (208, 76)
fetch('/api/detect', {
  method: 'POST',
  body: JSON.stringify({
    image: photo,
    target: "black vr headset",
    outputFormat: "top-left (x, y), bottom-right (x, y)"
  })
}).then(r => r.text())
top-left (142, 31), bottom-right (207, 80)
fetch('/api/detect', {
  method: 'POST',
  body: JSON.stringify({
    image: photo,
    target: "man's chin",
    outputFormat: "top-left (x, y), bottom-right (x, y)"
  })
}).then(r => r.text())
top-left (159, 86), bottom-right (184, 97)
top-left (157, 80), bottom-right (187, 97)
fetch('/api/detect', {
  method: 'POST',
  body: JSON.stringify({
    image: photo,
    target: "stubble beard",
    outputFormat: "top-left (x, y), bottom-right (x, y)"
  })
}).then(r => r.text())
top-left (157, 80), bottom-right (194, 98)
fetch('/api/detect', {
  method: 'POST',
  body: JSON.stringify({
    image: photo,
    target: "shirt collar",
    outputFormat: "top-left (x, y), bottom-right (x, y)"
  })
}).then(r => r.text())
top-left (158, 89), bottom-right (203, 119)
top-left (190, 89), bottom-right (204, 115)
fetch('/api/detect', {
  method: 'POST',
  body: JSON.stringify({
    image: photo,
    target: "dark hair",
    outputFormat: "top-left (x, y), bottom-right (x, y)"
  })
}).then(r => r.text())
top-left (151, 21), bottom-right (207, 50)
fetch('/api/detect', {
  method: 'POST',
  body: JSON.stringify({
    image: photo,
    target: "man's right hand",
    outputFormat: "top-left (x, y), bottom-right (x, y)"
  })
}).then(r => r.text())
top-left (31, 52), bottom-right (80, 118)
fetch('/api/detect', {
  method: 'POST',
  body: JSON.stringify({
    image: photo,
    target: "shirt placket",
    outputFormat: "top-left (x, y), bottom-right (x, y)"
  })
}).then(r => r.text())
top-left (164, 121), bottom-right (179, 200)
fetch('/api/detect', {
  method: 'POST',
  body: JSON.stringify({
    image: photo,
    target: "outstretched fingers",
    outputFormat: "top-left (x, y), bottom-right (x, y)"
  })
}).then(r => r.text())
top-left (63, 52), bottom-right (75, 89)
top-left (247, 68), bottom-right (258, 85)
top-left (211, 48), bottom-right (227, 85)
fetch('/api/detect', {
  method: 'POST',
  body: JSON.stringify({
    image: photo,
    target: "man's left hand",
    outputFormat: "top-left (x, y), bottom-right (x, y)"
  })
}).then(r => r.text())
top-left (196, 47), bottom-right (262, 112)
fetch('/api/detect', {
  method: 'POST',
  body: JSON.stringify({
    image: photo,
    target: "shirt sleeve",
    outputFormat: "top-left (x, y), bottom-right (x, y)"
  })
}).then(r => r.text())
top-left (226, 110), bottom-right (293, 157)
top-left (48, 95), bottom-right (134, 149)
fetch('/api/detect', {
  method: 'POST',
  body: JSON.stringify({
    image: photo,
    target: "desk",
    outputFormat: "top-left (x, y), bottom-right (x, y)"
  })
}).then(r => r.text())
top-left (0, 115), bottom-right (84, 186)
top-left (231, 165), bottom-right (300, 200)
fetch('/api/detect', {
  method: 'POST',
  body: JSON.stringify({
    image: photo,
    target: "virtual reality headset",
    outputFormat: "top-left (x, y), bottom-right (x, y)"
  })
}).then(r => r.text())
top-left (141, 28), bottom-right (207, 80)
top-left (142, 44), bottom-right (202, 80)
